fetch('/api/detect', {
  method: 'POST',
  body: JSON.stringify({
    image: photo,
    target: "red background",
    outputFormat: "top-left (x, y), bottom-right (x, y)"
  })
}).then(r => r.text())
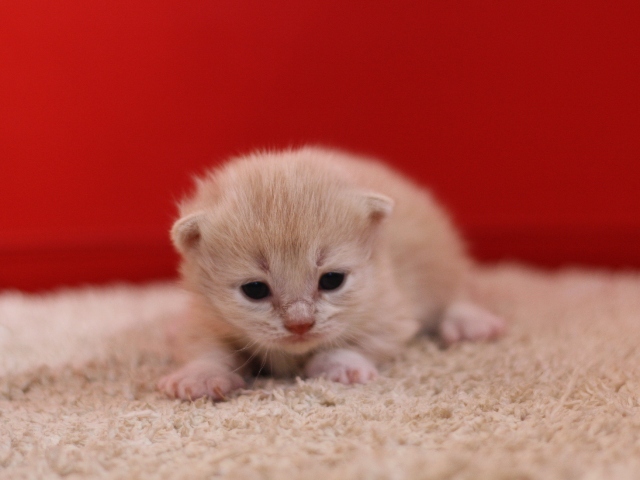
top-left (2, 1), bottom-right (639, 291)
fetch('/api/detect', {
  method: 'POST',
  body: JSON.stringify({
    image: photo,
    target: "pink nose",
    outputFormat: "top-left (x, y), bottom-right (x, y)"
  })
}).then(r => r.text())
top-left (284, 321), bottom-right (315, 335)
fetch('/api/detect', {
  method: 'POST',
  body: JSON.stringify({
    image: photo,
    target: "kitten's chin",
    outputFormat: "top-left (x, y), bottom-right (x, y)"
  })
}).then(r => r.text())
top-left (275, 333), bottom-right (324, 355)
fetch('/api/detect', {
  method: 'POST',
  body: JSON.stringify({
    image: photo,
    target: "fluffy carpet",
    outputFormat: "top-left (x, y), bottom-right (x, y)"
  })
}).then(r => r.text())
top-left (2, 264), bottom-right (640, 479)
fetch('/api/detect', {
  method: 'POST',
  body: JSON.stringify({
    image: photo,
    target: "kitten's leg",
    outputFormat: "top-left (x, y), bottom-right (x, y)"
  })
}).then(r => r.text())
top-left (305, 349), bottom-right (378, 385)
top-left (157, 350), bottom-right (245, 401)
top-left (439, 301), bottom-right (506, 346)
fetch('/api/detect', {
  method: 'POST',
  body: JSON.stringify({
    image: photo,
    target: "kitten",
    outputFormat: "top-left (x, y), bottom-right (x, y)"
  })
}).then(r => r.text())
top-left (158, 147), bottom-right (505, 400)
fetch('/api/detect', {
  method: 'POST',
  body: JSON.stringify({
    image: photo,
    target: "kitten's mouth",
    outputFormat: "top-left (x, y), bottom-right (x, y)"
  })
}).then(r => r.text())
top-left (281, 332), bottom-right (320, 344)
top-left (278, 332), bottom-right (323, 353)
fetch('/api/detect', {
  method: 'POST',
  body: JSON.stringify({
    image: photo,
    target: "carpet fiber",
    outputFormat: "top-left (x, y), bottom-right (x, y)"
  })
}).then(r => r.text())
top-left (2, 264), bottom-right (640, 479)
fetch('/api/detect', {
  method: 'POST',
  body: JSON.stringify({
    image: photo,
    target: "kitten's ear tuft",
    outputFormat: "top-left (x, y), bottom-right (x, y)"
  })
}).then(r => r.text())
top-left (171, 212), bottom-right (204, 255)
top-left (364, 192), bottom-right (394, 222)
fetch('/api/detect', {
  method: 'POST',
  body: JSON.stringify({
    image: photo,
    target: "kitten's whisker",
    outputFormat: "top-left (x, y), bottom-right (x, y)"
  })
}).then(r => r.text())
top-left (255, 345), bottom-right (271, 378)
top-left (230, 340), bottom-right (262, 375)
top-left (268, 348), bottom-right (274, 377)
top-left (338, 330), bottom-right (378, 355)
top-left (210, 338), bottom-right (258, 368)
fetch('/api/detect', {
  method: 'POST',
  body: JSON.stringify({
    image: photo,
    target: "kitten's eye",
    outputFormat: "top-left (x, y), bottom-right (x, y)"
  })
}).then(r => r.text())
top-left (319, 272), bottom-right (345, 291)
top-left (241, 282), bottom-right (271, 300)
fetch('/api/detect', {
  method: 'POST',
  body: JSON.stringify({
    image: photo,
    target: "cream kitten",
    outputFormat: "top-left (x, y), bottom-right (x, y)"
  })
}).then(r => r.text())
top-left (158, 147), bottom-right (505, 400)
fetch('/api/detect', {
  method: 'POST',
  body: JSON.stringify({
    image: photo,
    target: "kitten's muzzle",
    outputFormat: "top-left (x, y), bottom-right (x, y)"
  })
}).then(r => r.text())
top-left (283, 301), bottom-right (316, 336)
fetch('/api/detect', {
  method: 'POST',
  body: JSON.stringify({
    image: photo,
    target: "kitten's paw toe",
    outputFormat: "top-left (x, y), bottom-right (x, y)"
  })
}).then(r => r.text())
top-left (157, 363), bottom-right (245, 401)
top-left (305, 349), bottom-right (378, 385)
top-left (322, 363), bottom-right (378, 385)
top-left (440, 302), bottom-right (507, 346)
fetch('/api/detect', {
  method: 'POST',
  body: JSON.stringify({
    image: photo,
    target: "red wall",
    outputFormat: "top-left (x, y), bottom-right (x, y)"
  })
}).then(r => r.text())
top-left (2, 1), bottom-right (639, 290)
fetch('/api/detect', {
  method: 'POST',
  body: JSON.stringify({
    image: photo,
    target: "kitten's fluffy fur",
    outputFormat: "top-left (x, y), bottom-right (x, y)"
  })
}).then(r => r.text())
top-left (159, 147), bottom-right (505, 400)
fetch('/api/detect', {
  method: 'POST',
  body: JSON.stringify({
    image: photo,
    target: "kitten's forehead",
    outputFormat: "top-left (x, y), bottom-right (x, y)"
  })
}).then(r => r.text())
top-left (257, 245), bottom-right (326, 271)
top-left (218, 164), bottom-right (368, 244)
top-left (198, 156), bottom-right (376, 281)
top-left (240, 214), bottom-right (364, 275)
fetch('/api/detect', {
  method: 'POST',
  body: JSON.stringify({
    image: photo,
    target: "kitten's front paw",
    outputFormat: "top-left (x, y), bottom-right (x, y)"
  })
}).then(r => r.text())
top-left (157, 361), bottom-right (245, 401)
top-left (440, 301), bottom-right (506, 346)
top-left (305, 349), bottom-right (378, 385)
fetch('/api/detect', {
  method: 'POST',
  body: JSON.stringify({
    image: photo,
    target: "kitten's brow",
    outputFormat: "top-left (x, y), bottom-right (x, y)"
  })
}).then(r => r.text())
top-left (257, 255), bottom-right (270, 272)
top-left (316, 247), bottom-right (327, 267)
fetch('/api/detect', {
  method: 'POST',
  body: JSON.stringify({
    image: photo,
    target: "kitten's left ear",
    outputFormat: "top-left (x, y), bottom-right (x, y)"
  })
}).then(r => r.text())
top-left (363, 192), bottom-right (394, 222)
top-left (171, 211), bottom-right (205, 255)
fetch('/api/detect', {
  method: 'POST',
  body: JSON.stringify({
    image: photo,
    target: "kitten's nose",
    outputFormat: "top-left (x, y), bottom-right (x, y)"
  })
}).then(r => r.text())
top-left (284, 320), bottom-right (315, 335)
top-left (284, 301), bottom-right (315, 335)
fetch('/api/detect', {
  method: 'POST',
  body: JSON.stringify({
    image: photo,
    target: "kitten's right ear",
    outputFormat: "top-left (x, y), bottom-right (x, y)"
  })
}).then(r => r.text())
top-left (171, 212), bottom-right (205, 255)
top-left (364, 192), bottom-right (394, 222)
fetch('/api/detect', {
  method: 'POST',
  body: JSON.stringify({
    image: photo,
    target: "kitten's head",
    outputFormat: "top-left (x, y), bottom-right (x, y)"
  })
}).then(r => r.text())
top-left (172, 151), bottom-right (392, 355)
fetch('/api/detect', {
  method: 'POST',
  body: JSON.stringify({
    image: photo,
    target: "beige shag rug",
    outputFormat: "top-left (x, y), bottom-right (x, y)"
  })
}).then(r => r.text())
top-left (2, 264), bottom-right (640, 479)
